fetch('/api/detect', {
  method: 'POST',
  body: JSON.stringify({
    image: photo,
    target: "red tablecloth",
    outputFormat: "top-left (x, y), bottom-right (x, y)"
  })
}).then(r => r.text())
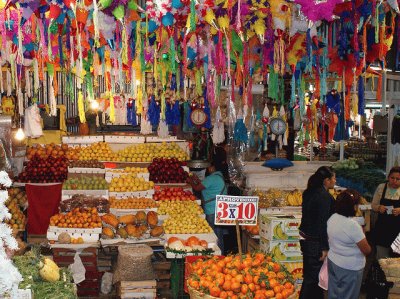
top-left (26, 183), bottom-right (62, 234)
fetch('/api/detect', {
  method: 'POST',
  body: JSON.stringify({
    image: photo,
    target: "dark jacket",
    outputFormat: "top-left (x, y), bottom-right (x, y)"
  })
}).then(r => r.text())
top-left (299, 186), bottom-right (335, 251)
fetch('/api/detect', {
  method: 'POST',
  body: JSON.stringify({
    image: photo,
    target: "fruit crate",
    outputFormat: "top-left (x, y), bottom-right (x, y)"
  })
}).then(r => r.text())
top-left (105, 172), bottom-right (150, 181)
top-left (62, 135), bottom-right (104, 144)
top-left (259, 214), bottom-right (301, 241)
top-left (104, 135), bottom-right (146, 144)
top-left (52, 247), bottom-right (98, 272)
top-left (47, 227), bottom-right (101, 243)
top-left (152, 252), bottom-right (172, 292)
top-left (109, 190), bottom-right (155, 199)
top-left (62, 189), bottom-right (109, 197)
top-left (76, 270), bottom-right (103, 297)
top-left (117, 280), bottom-right (157, 299)
top-left (170, 258), bottom-right (189, 299)
top-left (145, 136), bottom-right (179, 143)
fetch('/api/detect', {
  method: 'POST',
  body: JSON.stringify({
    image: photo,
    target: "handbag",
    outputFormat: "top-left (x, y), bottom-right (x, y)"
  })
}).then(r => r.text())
top-left (318, 258), bottom-right (329, 290)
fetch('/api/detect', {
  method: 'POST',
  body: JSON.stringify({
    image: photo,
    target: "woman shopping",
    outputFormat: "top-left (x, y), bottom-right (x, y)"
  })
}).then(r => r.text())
top-left (299, 166), bottom-right (336, 299)
top-left (372, 166), bottom-right (400, 259)
top-left (327, 190), bottom-right (371, 299)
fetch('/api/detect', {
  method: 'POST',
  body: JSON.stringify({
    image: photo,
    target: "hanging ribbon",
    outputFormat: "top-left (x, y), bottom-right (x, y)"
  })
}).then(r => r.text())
top-left (109, 93), bottom-right (115, 123)
top-left (78, 90), bottom-right (86, 123)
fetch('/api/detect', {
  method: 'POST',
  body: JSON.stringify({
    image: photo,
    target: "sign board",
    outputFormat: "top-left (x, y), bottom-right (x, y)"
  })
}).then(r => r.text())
top-left (215, 195), bottom-right (259, 225)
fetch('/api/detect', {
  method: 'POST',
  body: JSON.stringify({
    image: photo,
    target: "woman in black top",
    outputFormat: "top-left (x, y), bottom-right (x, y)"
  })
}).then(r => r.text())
top-left (299, 166), bottom-right (336, 299)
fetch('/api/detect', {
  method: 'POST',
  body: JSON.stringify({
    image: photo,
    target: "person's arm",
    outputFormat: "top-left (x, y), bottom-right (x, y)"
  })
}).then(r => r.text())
top-left (357, 238), bottom-right (372, 256)
top-left (187, 174), bottom-right (205, 192)
top-left (371, 184), bottom-right (387, 214)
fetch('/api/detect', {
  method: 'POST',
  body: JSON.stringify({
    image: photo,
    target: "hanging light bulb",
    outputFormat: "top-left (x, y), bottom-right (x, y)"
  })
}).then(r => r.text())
top-left (15, 128), bottom-right (25, 141)
top-left (90, 100), bottom-right (99, 110)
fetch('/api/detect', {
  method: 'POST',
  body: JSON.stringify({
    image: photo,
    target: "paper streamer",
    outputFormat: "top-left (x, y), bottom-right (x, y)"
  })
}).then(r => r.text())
top-left (78, 91), bottom-right (86, 123)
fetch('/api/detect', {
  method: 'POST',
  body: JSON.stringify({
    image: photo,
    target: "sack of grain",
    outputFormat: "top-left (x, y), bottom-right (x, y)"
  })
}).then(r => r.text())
top-left (113, 244), bottom-right (154, 284)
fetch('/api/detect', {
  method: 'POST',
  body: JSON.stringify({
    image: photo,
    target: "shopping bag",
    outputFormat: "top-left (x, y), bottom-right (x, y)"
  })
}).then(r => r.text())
top-left (318, 258), bottom-right (329, 290)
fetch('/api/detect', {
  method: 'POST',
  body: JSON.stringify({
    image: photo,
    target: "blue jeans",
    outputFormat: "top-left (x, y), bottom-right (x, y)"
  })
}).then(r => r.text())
top-left (206, 214), bottom-right (225, 255)
top-left (328, 258), bottom-right (363, 299)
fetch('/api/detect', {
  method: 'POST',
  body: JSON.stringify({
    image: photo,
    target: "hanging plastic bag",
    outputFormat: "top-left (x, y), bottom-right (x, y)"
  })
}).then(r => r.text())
top-left (318, 258), bottom-right (328, 290)
top-left (68, 252), bottom-right (86, 284)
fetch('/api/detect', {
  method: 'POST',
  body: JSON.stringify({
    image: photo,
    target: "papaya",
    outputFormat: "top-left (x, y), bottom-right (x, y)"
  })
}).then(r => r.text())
top-left (102, 227), bottom-right (115, 239)
top-left (150, 226), bottom-right (164, 237)
top-left (117, 227), bottom-right (128, 239)
top-left (146, 211), bottom-right (158, 228)
top-left (119, 214), bottom-right (136, 225)
top-left (135, 211), bottom-right (147, 224)
top-left (101, 213), bottom-right (119, 228)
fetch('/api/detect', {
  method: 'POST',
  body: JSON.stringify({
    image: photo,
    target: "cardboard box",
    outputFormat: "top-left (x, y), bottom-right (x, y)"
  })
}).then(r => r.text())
top-left (259, 214), bottom-right (301, 241)
top-left (281, 261), bottom-right (304, 285)
top-left (260, 238), bottom-right (302, 262)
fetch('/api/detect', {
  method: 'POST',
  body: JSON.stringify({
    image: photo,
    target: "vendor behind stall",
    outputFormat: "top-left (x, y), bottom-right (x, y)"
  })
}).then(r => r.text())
top-left (187, 161), bottom-right (228, 254)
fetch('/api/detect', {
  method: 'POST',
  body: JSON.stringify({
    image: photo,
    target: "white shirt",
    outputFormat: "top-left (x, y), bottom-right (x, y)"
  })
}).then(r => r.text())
top-left (327, 213), bottom-right (366, 270)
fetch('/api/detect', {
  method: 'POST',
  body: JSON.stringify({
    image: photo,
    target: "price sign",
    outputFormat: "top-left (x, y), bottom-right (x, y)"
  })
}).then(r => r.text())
top-left (215, 195), bottom-right (259, 225)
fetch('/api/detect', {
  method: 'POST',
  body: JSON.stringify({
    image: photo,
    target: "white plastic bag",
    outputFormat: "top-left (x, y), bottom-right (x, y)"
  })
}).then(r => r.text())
top-left (101, 272), bottom-right (113, 294)
top-left (318, 258), bottom-right (329, 290)
top-left (68, 252), bottom-right (86, 284)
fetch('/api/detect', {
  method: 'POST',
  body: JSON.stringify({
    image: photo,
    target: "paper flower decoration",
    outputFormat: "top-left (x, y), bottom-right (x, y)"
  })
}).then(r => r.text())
top-left (146, 0), bottom-right (175, 25)
top-left (294, 0), bottom-right (343, 22)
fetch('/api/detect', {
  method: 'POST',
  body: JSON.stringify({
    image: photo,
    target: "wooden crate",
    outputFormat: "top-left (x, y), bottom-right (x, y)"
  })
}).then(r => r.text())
top-left (76, 271), bottom-right (103, 297)
top-left (52, 247), bottom-right (98, 272)
top-left (241, 229), bottom-right (260, 253)
top-left (117, 280), bottom-right (157, 299)
top-left (152, 252), bottom-right (171, 291)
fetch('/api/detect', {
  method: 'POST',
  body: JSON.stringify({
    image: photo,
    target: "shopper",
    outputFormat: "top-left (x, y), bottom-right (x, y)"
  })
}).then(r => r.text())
top-left (327, 190), bottom-right (371, 299)
top-left (299, 166), bottom-right (336, 299)
top-left (372, 166), bottom-right (400, 259)
top-left (187, 162), bottom-right (227, 253)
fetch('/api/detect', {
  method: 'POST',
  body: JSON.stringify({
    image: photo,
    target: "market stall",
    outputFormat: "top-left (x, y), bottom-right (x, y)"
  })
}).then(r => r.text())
top-left (0, 0), bottom-right (399, 298)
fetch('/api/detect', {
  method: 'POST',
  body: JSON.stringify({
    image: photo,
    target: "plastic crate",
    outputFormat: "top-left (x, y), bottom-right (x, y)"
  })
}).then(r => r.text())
top-left (170, 259), bottom-right (189, 299)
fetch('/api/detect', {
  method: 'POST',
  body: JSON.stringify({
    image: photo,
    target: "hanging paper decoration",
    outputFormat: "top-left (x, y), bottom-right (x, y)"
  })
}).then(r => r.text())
top-left (78, 91), bottom-right (86, 123)
top-left (212, 106), bottom-right (225, 144)
top-left (234, 109), bottom-right (248, 143)
top-left (294, 0), bottom-right (343, 22)
top-left (148, 96), bottom-right (161, 126)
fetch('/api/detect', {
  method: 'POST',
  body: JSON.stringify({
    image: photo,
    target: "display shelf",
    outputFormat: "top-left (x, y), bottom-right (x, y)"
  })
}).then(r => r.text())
top-left (162, 233), bottom-right (217, 243)
top-left (100, 237), bottom-right (162, 247)
top-left (13, 182), bottom-right (62, 187)
top-left (105, 172), bottom-right (150, 182)
top-left (62, 135), bottom-right (104, 144)
top-left (158, 213), bottom-right (205, 221)
top-left (62, 189), bottom-right (109, 197)
top-left (104, 135), bottom-right (146, 144)
top-left (47, 227), bottom-right (101, 242)
top-left (109, 190), bottom-right (155, 198)
top-left (110, 208), bottom-right (158, 216)
top-left (49, 242), bottom-right (100, 249)
top-left (68, 167), bottom-right (106, 174)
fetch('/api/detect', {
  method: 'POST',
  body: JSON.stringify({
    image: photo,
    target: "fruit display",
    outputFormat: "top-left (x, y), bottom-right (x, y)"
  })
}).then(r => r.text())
top-left (68, 159), bottom-right (105, 168)
top-left (260, 215), bottom-right (301, 241)
top-left (108, 167), bottom-right (149, 174)
top-left (153, 187), bottom-right (196, 201)
top-left (116, 142), bottom-right (189, 162)
top-left (7, 188), bottom-right (27, 207)
top-left (148, 158), bottom-right (189, 183)
top-left (49, 207), bottom-right (102, 228)
top-left (101, 211), bottom-right (164, 239)
top-left (16, 155), bottom-right (68, 183)
top-left (57, 232), bottom-right (84, 244)
top-left (166, 236), bottom-right (210, 252)
top-left (157, 201), bottom-right (203, 216)
top-left (4, 196), bottom-right (26, 230)
top-left (108, 174), bottom-right (154, 192)
top-left (109, 197), bottom-right (158, 209)
top-left (163, 215), bottom-right (212, 234)
top-left (286, 190), bottom-right (302, 206)
top-left (252, 188), bottom-right (289, 209)
top-left (78, 142), bottom-right (118, 161)
top-left (59, 194), bottom-right (110, 213)
top-left (187, 253), bottom-right (295, 299)
top-left (26, 143), bottom-right (80, 160)
top-left (63, 176), bottom-right (108, 190)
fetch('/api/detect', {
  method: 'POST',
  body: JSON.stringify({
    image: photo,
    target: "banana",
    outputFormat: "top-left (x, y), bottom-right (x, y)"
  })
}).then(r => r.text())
top-left (275, 223), bottom-right (288, 240)
top-left (272, 244), bottom-right (286, 261)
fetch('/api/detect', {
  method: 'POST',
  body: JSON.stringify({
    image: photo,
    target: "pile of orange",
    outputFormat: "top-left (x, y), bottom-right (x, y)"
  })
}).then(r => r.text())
top-left (187, 253), bottom-right (295, 299)
top-left (49, 207), bottom-right (102, 228)
top-left (244, 224), bottom-right (260, 236)
top-left (109, 197), bottom-right (159, 209)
